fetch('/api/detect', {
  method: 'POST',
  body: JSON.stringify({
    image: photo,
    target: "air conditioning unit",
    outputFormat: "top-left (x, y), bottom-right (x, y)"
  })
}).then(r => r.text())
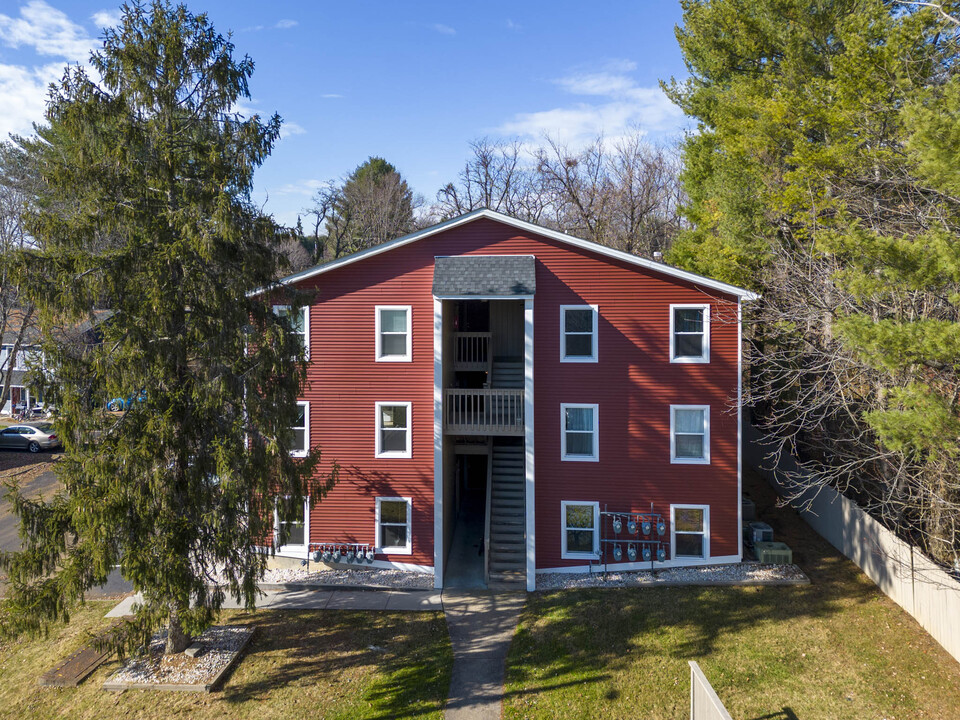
top-left (741, 495), bottom-right (756, 522)
top-left (753, 541), bottom-right (792, 564)
top-left (744, 521), bottom-right (773, 546)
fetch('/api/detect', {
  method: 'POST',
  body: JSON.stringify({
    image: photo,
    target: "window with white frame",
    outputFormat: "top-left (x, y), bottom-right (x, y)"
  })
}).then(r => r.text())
top-left (376, 306), bottom-right (412, 361)
top-left (376, 402), bottom-right (411, 458)
top-left (561, 501), bottom-right (600, 559)
top-left (274, 305), bottom-right (309, 358)
top-left (376, 497), bottom-right (412, 554)
top-left (671, 505), bottom-right (709, 559)
top-left (561, 403), bottom-right (598, 461)
top-left (560, 305), bottom-right (598, 362)
top-left (290, 401), bottom-right (309, 457)
top-left (670, 304), bottom-right (710, 363)
top-left (670, 405), bottom-right (709, 464)
top-left (276, 496), bottom-right (308, 551)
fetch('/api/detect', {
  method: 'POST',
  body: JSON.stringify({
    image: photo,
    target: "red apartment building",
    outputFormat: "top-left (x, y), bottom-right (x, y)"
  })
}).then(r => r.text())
top-left (265, 209), bottom-right (757, 591)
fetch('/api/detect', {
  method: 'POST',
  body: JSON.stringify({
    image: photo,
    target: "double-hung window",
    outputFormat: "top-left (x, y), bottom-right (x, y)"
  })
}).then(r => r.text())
top-left (376, 306), bottom-right (412, 361)
top-left (274, 305), bottom-right (309, 358)
top-left (560, 305), bottom-right (598, 362)
top-left (376, 497), bottom-right (412, 554)
top-left (670, 405), bottom-right (709, 464)
top-left (561, 403), bottom-right (598, 461)
top-left (561, 501), bottom-right (600, 559)
top-left (290, 401), bottom-right (309, 457)
top-left (376, 402), bottom-right (411, 458)
top-left (671, 505), bottom-right (709, 559)
top-left (276, 496), bottom-right (308, 553)
top-left (670, 304), bottom-right (709, 363)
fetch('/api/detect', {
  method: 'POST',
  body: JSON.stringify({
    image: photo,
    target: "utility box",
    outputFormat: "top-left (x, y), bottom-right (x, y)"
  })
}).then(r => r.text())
top-left (746, 521), bottom-right (774, 546)
top-left (741, 495), bottom-right (756, 522)
top-left (754, 541), bottom-right (793, 564)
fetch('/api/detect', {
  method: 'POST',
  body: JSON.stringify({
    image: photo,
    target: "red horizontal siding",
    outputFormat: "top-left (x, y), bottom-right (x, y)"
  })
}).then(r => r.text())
top-left (282, 217), bottom-right (741, 571)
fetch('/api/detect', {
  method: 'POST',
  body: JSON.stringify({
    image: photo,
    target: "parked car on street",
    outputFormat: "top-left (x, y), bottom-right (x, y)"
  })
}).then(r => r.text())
top-left (0, 423), bottom-right (61, 453)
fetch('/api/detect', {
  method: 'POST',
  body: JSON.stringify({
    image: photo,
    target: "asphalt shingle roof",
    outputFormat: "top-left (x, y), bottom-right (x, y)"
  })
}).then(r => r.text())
top-left (432, 255), bottom-right (536, 297)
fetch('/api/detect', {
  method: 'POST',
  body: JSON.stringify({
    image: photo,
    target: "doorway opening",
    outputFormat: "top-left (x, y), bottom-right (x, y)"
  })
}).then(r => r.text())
top-left (444, 452), bottom-right (488, 589)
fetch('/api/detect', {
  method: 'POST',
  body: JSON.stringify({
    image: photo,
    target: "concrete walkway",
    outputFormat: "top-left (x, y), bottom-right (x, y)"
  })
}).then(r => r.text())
top-left (443, 591), bottom-right (525, 720)
top-left (106, 587), bottom-right (443, 617)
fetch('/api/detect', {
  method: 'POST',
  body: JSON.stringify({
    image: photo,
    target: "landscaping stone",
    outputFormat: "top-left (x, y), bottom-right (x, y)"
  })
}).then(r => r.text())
top-left (103, 625), bottom-right (253, 693)
top-left (536, 562), bottom-right (809, 589)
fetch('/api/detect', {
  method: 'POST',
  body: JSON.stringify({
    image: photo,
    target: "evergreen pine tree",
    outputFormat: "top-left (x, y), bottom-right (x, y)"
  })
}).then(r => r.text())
top-left (1, 1), bottom-right (334, 653)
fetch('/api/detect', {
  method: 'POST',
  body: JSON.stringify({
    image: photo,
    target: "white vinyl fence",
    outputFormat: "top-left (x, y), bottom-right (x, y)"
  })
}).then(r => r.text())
top-left (689, 661), bottom-right (733, 720)
top-left (744, 421), bottom-right (960, 665)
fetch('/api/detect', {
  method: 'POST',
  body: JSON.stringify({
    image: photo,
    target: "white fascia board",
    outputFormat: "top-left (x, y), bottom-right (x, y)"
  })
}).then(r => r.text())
top-left (254, 208), bottom-right (760, 302)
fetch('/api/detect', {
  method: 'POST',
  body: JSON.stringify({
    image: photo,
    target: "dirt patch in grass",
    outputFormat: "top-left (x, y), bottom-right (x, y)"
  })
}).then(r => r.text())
top-left (503, 468), bottom-right (960, 720)
top-left (0, 603), bottom-right (452, 719)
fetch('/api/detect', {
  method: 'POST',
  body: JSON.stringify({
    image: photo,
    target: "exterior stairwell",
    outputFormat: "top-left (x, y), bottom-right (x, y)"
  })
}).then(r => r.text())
top-left (487, 444), bottom-right (526, 589)
top-left (491, 358), bottom-right (524, 389)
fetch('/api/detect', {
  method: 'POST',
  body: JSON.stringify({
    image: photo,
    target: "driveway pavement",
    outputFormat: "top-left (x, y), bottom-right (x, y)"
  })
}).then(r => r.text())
top-left (0, 466), bottom-right (132, 599)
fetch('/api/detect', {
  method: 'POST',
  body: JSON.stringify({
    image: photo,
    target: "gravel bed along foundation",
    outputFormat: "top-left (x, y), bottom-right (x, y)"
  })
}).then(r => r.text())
top-left (104, 625), bottom-right (253, 692)
top-left (259, 566), bottom-right (434, 590)
top-left (537, 562), bottom-right (809, 590)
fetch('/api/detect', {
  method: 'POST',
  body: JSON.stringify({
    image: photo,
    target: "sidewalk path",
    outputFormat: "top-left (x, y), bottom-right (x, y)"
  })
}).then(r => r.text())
top-left (106, 586), bottom-right (443, 617)
top-left (442, 591), bottom-right (524, 720)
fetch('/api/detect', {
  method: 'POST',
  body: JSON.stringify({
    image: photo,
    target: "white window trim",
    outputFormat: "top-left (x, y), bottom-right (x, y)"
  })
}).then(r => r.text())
top-left (561, 501), bottom-right (600, 560)
top-left (560, 403), bottom-right (599, 462)
top-left (375, 305), bottom-right (412, 362)
top-left (376, 496), bottom-right (412, 555)
top-left (669, 303), bottom-right (710, 364)
top-left (375, 401), bottom-right (412, 458)
top-left (559, 304), bottom-right (599, 363)
top-left (275, 496), bottom-right (310, 557)
top-left (273, 304), bottom-right (310, 360)
top-left (670, 404), bottom-right (710, 465)
top-left (291, 400), bottom-right (309, 458)
top-left (670, 504), bottom-right (710, 560)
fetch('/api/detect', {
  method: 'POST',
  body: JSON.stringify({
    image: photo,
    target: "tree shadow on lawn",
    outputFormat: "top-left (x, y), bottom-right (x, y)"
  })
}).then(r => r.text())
top-left (218, 609), bottom-right (451, 719)
top-left (505, 468), bottom-right (882, 704)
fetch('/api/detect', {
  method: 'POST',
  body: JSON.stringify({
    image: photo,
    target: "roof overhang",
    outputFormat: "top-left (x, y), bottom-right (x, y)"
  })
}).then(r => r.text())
top-left (253, 209), bottom-right (760, 302)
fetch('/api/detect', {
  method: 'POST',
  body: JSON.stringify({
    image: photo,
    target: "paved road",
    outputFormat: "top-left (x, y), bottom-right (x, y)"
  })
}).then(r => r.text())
top-left (0, 468), bottom-right (133, 598)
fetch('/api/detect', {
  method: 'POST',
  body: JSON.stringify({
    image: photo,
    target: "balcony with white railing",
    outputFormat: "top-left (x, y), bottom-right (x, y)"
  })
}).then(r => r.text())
top-left (444, 388), bottom-right (524, 436)
top-left (453, 332), bottom-right (491, 372)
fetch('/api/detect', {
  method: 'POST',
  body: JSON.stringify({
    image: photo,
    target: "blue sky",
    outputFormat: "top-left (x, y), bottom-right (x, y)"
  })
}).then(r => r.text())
top-left (0, 1), bottom-right (692, 227)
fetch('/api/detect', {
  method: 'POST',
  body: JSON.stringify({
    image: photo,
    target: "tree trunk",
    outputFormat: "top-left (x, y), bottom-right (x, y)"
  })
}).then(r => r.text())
top-left (165, 604), bottom-right (191, 655)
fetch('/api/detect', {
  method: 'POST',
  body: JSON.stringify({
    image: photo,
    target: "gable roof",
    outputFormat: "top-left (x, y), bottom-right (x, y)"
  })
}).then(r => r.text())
top-left (263, 209), bottom-right (760, 301)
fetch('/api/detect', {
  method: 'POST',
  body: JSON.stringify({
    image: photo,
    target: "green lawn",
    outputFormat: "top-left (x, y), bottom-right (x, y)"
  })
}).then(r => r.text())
top-left (0, 604), bottom-right (452, 720)
top-left (503, 470), bottom-right (960, 720)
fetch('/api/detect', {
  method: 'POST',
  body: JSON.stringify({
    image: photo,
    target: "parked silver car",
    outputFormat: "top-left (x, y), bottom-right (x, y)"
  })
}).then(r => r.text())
top-left (0, 423), bottom-right (61, 453)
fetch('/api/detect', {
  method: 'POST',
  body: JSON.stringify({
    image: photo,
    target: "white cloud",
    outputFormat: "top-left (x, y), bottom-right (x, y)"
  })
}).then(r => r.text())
top-left (497, 59), bottom-right (685, 146)
top-left (431, 23), bottom-right (456, 35)
top-left (273, 179), bottom-right (327, 197)
top-left (91, 8), bottom-right (122, 30)
top-left (0, 61), bottom-right (62, 138)
top-left (274, 19), bottom-right (297, 30)
top-left (279, 121), bottom-right (306, 139)
top-left (505, 19), bottom-right (521, 32)
top-left (320, 93), bottom-right (343, 99)
top-left (0, 3), bottom-right (102, 138)
top-left (0, 1), bottom-right (92, 60)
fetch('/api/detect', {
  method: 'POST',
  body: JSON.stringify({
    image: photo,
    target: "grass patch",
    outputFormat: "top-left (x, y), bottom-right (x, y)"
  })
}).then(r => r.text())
top-left (504, 470), bottom-right (960, 719)
top-left (0, 603), bottom-right (451, 719)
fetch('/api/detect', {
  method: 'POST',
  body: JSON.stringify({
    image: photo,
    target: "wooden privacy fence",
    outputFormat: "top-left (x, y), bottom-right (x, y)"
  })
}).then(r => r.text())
top-left (689, 661), bottom-right (733, 720)
top-left (744, 421), bottom-right (960, 666)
